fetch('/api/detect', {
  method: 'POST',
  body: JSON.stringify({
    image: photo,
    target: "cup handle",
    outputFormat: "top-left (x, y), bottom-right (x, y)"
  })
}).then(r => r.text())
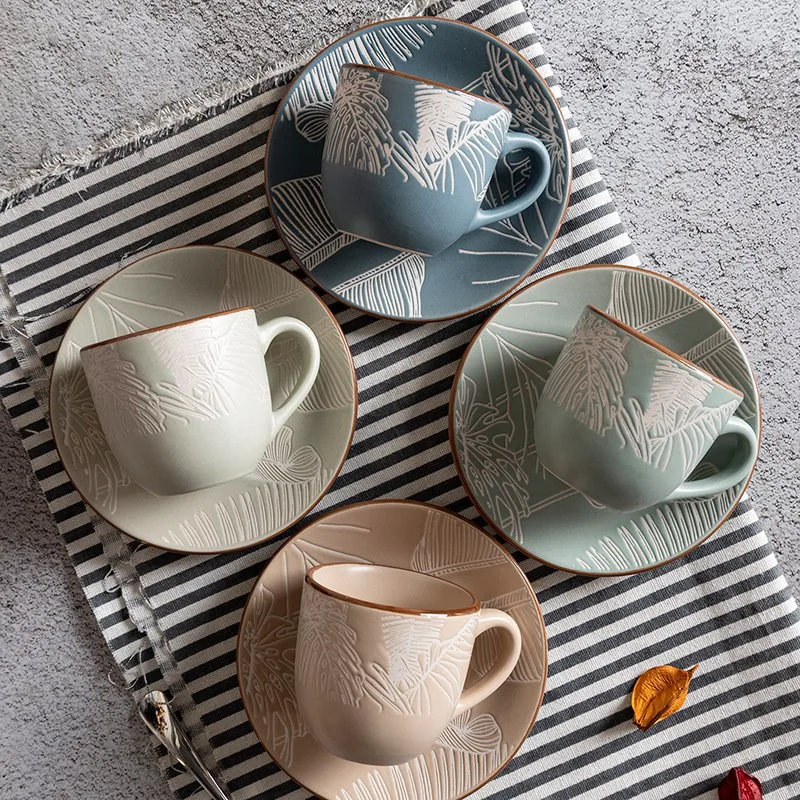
top-left (453, 608), bottom-right (522, 717)
top-left (664, 416), bottom-right (758, 502)
top-left (465, 132), bottom-right (552, 234)
top-left (257, 316), bottom-right (321, 430)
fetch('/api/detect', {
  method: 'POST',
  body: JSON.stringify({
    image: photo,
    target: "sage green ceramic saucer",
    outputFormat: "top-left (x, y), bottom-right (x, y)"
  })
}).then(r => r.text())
top-left (50, 246), bottom-right (357, 553)
top-left (449, 264), bottom-right (760, 575)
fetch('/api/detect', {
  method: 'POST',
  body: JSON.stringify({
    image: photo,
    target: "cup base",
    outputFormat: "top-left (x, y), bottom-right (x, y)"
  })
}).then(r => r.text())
top-left (336, 225), bottom-right (435, 258)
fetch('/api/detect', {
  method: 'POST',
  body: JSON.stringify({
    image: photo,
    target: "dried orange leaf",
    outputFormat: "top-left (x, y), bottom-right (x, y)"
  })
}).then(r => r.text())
top-left (631, 664), bottom-right (699, 731)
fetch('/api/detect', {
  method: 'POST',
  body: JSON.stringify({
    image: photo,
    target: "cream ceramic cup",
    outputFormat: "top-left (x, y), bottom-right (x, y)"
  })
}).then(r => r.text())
top-left (80, 307), bottom-right (320, 496)
top-left (295, 562), bottom-right (522, 766)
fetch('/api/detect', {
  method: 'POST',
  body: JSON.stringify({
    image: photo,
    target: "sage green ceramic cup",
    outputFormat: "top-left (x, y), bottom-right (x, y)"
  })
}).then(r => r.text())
top-left (80, 307), bottom-right (320, 496)
top-left (534, 305), bottom-right (758, 512)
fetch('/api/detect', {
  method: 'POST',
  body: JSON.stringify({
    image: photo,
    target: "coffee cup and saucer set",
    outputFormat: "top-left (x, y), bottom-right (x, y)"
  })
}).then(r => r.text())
top-left (48, 13), bottom-right (759, 800)
top-left (51, 247), bottom-right (358, 552)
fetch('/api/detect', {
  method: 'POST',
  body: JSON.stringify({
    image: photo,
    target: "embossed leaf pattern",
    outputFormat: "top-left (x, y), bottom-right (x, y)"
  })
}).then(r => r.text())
top-left (82, 345), bottom-right (167, 439)
top-left (641, 360), bottom-right (713, 436)
top-left (296, 588), bottom-right (364, 707)
top-left (269, 175), bottom-right (358, 270)
top-left (253, 427), bottom-right (323, 483)
top-left (544, 310), bottom-right (628, 434)
top-left (149, 313), bottom-right (263, 418)
top-left (464, 42), bottom-right (566, 203)
top-left (336, 711), bottom-right (508, 800)
top-left (574, 483), bottom-right (740, 571)
top-left (453, 371), bottom-right (569, 540)
top-left (384, 616), bottom-right (447, 691)
top-left (266, 327), bottom-right (352, 413)
top-left (611, 397), bottom-right (651, 462)
top-left (287, 538), bottom-right (374, 575)
top-left (410, 507), bottom-right (506, 577)
top-left (607, 268), bottom-right (700, 333)
top-left (240, 585), bottom-right (304, 766)
top-left (165, 476), bottom-right (331, 550)
top-left (219, 249), bottom-right (305, 313)
top-left (90, 283), bottom-right (184, 339)
top-left (612, 359), bottom-right (739, 474)
top-left (294, 104), bottom-right (332, 143)
top-left (413, 86), bottom-right (476, 159)
top-left (472, 588), bottom-right (544, 684)
top-left (284, 22), bottom-right (437, 141)
top-left (365, 615), bottom-right (477, 715)
top-left (481, 156), bottom-right (545, 249)
top-left (647, 397), bottom-right (740, 474)
top-left (435, 710), bottom-right (502, 754)
top-left (325, 69), bottom-right (394, 175)
top-left (683, 328), bottom-right (757, 420)
top-left (486, 324), bottom-right (552, 447)
top-left (549, 314), bottom-right (739, 475)
top-left (392, 94), bottom-right (510, 200)
top-left (453, 375), bottom-right (533, 541)
top-left (55, 344), bottom-right (130, 512)
top-left (332, 251), bottom-right (426, 319)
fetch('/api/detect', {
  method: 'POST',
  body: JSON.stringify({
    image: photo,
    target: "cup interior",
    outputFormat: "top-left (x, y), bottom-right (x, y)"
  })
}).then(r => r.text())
top-left (586, 305), bottom-right (743, 397)
top-left (307, 563), bottom-right (478, 615)
top-left (340, 62), bottom-right (507, 113)
top-left (80, 306), bottom-right (254, 354)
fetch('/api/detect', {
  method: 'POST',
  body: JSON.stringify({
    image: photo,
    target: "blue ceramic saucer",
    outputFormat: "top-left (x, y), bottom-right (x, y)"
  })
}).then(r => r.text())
top-left (266, 17), bottom-right (570, 321)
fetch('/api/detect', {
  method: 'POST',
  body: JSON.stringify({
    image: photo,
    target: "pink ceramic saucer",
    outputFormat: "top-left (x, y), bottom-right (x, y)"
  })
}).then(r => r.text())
top-left (237, 500), bottom-right (547, 800)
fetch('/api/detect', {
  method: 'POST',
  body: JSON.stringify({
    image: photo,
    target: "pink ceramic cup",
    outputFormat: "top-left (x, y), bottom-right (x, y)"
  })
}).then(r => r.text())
top-left (294, 562), bottom-right (522, 766)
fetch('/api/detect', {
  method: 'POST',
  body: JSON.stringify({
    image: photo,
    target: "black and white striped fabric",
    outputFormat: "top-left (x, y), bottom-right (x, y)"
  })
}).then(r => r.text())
top-left (1, 1), bottom-right (798, 797)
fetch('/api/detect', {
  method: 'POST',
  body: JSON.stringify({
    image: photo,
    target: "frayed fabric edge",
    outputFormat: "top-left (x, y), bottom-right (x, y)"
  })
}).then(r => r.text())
top-left (0, 0), bottom-right (448, 213)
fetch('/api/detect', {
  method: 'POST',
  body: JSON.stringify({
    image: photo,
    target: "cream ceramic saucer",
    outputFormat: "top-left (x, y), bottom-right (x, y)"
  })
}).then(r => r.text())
top-left (50, 246), bottom-right (357, 553)
top-left (266, 17), bottom-right (570, 321)
top-left (237, 500), bottom-right (547, 799)
top-left (450, 264), bottom-right (761, 575)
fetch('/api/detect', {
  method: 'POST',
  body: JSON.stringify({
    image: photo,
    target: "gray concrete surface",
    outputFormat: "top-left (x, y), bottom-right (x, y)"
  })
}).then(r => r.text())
top-left (1, 0), bottom-right (798, 798)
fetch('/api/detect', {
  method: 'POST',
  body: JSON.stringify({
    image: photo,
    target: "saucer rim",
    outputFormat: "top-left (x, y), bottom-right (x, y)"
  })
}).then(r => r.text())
top-left (448, 263), bottom-right (762, 577)
top-left (48, 244), bottom-right (359, 555)
top-left (236, 498), bottom-right (548, 800)
top-left (264, 15), bottom-right (572, 323)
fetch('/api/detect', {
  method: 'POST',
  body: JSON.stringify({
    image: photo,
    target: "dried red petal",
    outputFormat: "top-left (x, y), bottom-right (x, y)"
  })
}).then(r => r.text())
top-left (718, 768), bottom-right (762, 800)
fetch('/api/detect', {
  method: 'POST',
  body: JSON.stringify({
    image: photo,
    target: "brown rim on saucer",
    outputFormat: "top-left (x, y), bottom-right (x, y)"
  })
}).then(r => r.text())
top-left (306, 562), bottom-right (481, 616)
top-left (587, 305), bottom-right (744, 397)
top-left (448, 263), bottom-right (762, 578)
top-left (264, 16), bottom-right (572, 324)
top-left (48, 244), bottom-right (359, 555)
top-left (236, 498), bottom-right (549, 800)
top-left (340, 62), bottom-right (511, 112)
top-left (80, 306), bottom-right (252, 352)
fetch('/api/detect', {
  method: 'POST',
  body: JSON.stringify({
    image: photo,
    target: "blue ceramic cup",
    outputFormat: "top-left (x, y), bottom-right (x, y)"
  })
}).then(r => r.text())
top-left (321, 63), bottom-right (551, 257)
top-left (534, 306), bottom-right (758, 512)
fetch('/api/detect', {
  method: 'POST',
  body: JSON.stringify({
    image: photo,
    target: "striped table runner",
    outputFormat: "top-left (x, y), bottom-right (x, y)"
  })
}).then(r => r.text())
top-left (1, 0), bottom-right (798, 797)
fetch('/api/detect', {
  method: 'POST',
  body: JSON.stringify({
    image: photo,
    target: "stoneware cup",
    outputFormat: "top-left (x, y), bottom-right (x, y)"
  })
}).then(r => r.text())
top-left (80, 307), bottom-right (320, 496)
top-left (294, 562), bottom-right (522, 766)
top-left (321, 63), bottom-right (552, 256)
top-left (534, 305), bottom-right (758, 512)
